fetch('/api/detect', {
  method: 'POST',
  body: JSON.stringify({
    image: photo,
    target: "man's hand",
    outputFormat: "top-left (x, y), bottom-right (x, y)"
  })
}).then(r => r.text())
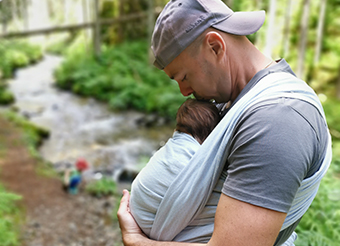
top-left (117, 189), bottom-right (148, 245)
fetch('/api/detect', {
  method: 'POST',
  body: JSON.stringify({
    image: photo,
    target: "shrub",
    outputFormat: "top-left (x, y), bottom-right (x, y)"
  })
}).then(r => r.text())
top-left (0, 40), bottom-right (42, 106)
top-left (0, 40), bottom-right (42, 79)
top-left (0, 185), bottom-right (22, 246)
top-left (0, 84), bottom-right (14, 105)
top-left (54, 40), bottom-right (186, 120)
top-left (85, 177), bottom-right (117, 197)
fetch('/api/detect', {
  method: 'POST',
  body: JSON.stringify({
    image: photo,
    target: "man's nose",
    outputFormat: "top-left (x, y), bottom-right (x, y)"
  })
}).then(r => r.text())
top-left (178, 82), bottom-right (194, 97)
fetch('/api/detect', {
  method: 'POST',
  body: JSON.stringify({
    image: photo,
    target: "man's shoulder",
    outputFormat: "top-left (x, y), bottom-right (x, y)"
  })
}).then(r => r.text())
top-left (237, 96), bottom-right (325, 134)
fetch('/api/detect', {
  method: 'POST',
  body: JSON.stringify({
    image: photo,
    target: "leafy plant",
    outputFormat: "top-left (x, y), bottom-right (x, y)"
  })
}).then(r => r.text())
top-left (296, 230), bottom-right (338, 246)
top-left (54, 40), bottom-right (186, 120)
top-left (0, 40), bottom-right (42, 106)
top-left (0, 185), bottom-right (22, 246)
top-left (0, 83), bottom-right (14, 105)
top-left (85, 177), bottom-right (117, 197)
top-left (0, 40), bottom-right (42, 79)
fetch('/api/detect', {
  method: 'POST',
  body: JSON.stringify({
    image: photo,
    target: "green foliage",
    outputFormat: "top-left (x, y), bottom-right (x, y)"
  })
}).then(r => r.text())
top-left (296, 230), bottom-right (338, 246)
top-left (0, 40), bottom-right (42, 79)
top-left (1, 110), bottom-right (49, 158)
top-left (85, 177), bottom-right (117, 197)
top-left (99, 0), bottom-right (149, 44)
top-left (322, 97), bottom-right (340, 134)
top-left (295, 87), bottom-right (340, 246)
top-left (0, 40), bottom-right (42, 107)
top-left (0, 0), bottom-right (26, 26)
top-left (295, 143), bottom-right (340, 246)
top-left (330, 141), bottom-right (340, 173)
top-left (0, 83), bottom-right (14, 105)
top-left (310, 53), bottom-right (340, 95)
top-left (0, 185), bottom-right (22, 246)
top-left (45, 33), bottom-right (75, 55)
top-left (55, 40), bottom-right (186, 120)
top-left (295, 175), bottom-right (340, 245)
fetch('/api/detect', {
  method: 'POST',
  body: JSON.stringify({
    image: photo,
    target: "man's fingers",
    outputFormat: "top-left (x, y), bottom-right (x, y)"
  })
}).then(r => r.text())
top-left (118, 189), bottom-right (130, 217)
top-left (121, 189), bottom-right (130, 204)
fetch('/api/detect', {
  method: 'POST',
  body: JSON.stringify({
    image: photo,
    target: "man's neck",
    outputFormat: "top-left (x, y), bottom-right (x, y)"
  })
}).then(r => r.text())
top-left (225, 35), bottom-right (272, 102)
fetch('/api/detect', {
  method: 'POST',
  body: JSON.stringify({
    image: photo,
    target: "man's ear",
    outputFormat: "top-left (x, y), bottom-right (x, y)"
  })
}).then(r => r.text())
top-left (204, 31), bottom-right (225, 60)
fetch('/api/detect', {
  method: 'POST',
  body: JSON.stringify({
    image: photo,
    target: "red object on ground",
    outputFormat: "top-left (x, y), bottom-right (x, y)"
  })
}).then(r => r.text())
top-left (76, 158), bottom-right (89, 171)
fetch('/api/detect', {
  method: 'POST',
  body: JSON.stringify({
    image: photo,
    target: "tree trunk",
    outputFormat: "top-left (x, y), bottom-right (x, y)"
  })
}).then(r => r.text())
top-left (297, 0), bottom-right (311, 79)
top-left (1, 0), bottom-right (9, 34)
top-left (256, 0), bottom-right (263, 10)
top-left (63, 0), bottom-right (71, 25)
top-left (82, 0), bottom-right (90, 54)
top-left (264, 0), bottom-right (277, 58)
top-left (314, 0), bottom-right (327, 64)
top-left (117, 0), bottom-right (124, 43)
top-left (21, 0), bottom-right (29, 30)
top-left (281, 0), bottom-right (292, 57)
top-left (253, 0), bottom-right (263, 48)
top-left (11, 0), bottom-right (21, 30)
top-left (93, 0), bottom-right (101, 58)
top-left (2, 20), bottom-right (7, 35)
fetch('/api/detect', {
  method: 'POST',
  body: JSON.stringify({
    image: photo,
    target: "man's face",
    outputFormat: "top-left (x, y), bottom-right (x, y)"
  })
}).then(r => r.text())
top-left (164, 47), bottom-right (231, 103)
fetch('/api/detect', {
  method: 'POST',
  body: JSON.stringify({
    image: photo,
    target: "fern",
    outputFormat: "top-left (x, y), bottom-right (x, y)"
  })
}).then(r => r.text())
top-left (0, 186), bottom-right (22, 246)
top-left (296, 230), bottom-right (338, 246)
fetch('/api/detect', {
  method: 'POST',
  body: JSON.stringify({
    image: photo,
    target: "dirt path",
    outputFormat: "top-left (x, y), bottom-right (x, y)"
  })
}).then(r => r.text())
top-left (0, 116), bottom-right (123, 246)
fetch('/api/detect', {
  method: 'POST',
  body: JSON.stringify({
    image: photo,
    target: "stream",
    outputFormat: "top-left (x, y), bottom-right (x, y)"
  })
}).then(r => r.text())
top-left (6, 54), bottom-right (174, 187)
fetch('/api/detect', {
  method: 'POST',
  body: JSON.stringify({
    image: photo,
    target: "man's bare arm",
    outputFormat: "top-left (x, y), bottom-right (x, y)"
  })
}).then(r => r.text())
top-left (208, 194), bottom-right (286, 246)
top-left (117, 190), bottom-right (286, 246)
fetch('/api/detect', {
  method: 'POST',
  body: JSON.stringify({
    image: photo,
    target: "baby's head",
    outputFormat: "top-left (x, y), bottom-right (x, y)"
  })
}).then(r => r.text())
top-left (176, 99), bottom-right (221, 144)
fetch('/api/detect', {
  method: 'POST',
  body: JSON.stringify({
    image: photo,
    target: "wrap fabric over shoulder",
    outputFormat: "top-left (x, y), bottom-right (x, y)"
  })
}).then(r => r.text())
top-left (149, 72), bottom-right (332, 241)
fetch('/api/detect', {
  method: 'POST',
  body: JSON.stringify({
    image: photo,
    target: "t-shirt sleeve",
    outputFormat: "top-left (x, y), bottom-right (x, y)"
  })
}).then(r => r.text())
top-left (222, 98), bottom-right (320, 212)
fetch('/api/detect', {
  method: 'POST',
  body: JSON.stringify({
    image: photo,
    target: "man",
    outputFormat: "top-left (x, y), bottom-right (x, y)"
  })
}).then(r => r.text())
top-left (118, 0), bottom-right (331, 245)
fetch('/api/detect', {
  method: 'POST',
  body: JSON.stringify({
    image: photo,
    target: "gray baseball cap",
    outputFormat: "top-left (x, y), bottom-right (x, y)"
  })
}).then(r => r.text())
top-left (151, 0), bottom-right (266, 69)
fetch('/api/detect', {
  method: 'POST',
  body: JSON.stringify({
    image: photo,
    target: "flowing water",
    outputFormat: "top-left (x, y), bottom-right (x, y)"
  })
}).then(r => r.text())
top-left (7, 55), bottom-right (174, 185)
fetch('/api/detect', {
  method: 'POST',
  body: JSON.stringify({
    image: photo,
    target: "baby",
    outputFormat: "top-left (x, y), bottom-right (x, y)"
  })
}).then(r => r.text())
top-left (130, 98), bottom-right (221, 242)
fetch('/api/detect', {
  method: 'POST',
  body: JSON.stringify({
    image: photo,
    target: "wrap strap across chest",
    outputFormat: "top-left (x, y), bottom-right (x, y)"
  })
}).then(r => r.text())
top-left (150, 72), bottom-right (332, 241)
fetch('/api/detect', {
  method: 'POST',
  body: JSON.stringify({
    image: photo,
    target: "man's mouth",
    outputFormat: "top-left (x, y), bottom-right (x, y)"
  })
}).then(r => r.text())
top-left (193, 92), bottom-right (211, 102)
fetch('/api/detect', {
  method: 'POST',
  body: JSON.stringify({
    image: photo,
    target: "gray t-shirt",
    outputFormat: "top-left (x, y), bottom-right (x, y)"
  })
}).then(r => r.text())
top-left (219, 59), bottom-right (329, 245)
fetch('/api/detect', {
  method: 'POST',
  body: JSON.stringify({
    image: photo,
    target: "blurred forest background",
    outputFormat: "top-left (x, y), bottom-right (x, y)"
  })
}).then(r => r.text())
top-left (0, 0), bottom-right (340, 245)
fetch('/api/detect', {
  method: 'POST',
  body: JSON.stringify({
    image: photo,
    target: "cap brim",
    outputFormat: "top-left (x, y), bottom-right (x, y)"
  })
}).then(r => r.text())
top-left (153, 59), bottom-right (164, 70)
top-left (212, 10), bottom-right (265, 36)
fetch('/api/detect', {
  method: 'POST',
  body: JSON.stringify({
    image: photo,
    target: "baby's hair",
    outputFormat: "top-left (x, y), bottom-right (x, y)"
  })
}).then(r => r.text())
top-left (176, 99), bottom-right (221, 144)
